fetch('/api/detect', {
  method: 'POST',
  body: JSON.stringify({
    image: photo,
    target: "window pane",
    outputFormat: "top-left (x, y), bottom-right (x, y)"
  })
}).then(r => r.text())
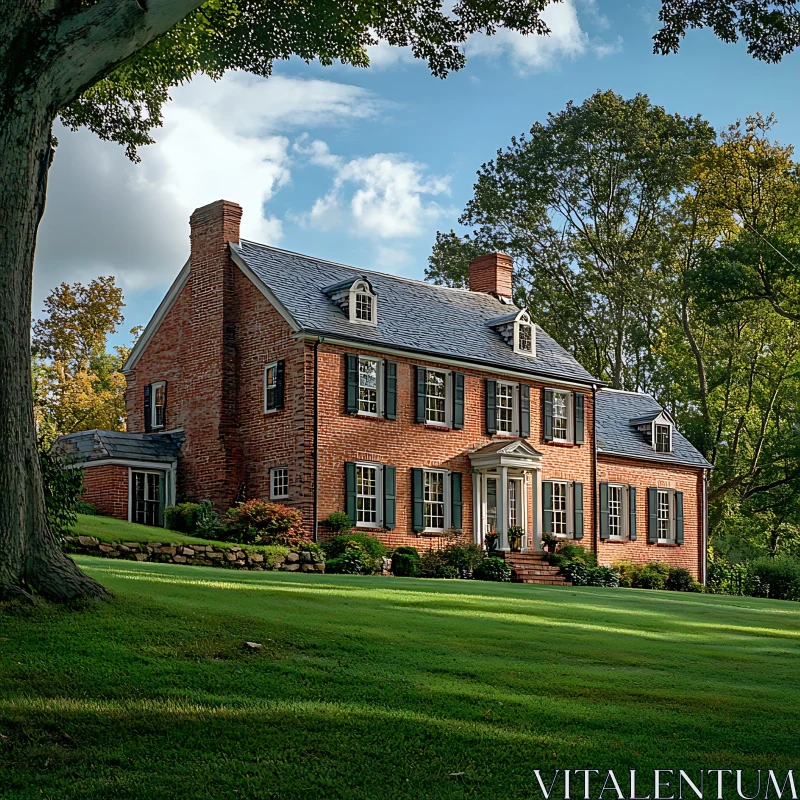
top-left (518, 324), bottom-right (532, 352)
top-left (425, 371), bottom-right (447, 423)
top-left (271, 468), bottom-right (288, 498)
top-left (553, 392), bottom-right (569, 439)
top-left (552, 482), bottom-right (568, 536)
top-left (497, 383), bottom-right (515, 433)
top-left (358, 359), bottom-right (378, 414)
top-left (658, 490), bottom-right (671, 540)
top-left (265, 367), bottom-right (277, 411)
top-left (356, 466), bottom-right (378, 524)
top-left (355, 293), bottom-right (373, 322)
top-left (609, 485), bottom-right (621, 538)
top-left (424, 471), bottom-right (445, 529)
top-left (656, 425), bottom-right (670, 452)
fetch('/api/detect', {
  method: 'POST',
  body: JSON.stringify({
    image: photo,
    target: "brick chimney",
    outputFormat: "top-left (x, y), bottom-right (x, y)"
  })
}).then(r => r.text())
top-left (184, 200), bottom-right (244, 509)
top-left (468, 252), bottom-right (513, 301)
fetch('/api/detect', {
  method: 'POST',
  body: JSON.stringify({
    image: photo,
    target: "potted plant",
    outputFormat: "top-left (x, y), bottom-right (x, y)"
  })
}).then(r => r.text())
top-left (541, 531), bottom-right (558, 554)
top-left (508, 525), bottom-right (524, 552)
top-left (484, 530), bottom-right (499, 553)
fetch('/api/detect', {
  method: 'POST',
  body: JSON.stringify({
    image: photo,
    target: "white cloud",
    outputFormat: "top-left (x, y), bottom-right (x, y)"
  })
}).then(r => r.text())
top-left (294, 139), bottom-right (452, 239)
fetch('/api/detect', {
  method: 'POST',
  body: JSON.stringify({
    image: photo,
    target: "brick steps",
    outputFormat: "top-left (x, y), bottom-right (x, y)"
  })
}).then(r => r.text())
top-left (500, 551), bottom-right (570, 586)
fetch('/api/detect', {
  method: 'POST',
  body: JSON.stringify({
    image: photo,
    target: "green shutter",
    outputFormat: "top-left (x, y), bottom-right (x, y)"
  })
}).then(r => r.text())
top-left (384, 465), bottom-right (396, 530)
top-left (453, 373), bottom-right (465, 430)
top-left (412, 468), bottom-right (424, 532)
top-left (629, 486), bottom-right (637, 540)
top-left (648, 487), bottom-right (658, 543)
top-left (599, 482), bottom-right (609, 540)
top-left (143, 384), bottom-right (152, 432)
top-left (485, 380), bottom-right (497, 434)
top-left (345, 462), bottom-right (357, 524)
top-left (573, 482), bottom-right (584, 539)
top-left (384, 361), bottom-right (397, 420)
top-left (415, 367), bottom-right (427, 423)
top-left (519, 384), bottom-right (531, 438)
top-left (345, 354), bottom-right (359, 414)
top-left (574, 393), bottom-right (584, 445)
top-left (542, 481), bottom-right (553, 535)
top-left (451, 472), bottom-right (463, 530)
top-left (675, 490), bottom-right (684, 544)
top-left (275, 361), bottom-right (285, 410)
top-left (543, 388), bottom-right (554, 441)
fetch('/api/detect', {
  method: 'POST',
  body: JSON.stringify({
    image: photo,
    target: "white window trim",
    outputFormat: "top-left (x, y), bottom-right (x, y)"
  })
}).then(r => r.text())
top-left (357, 356), bottom-right (383, 418)
top-left (607, 483), bottom-right (627, 540)
top-left (657, 488), bottom-right (676, 543)
top-left (513, 311), bottom-right (536, 357)
top-left (264, 362), bottom-right (279, 414)
top-left (424, 368), bottom-right (452, 427)
top-left (654, 422), bottom-right (673, 453)
top-left (355, 462), bottom-right (383, 528)
top-left (349, 280), bottom-right (378, 327)
top-left (269, 466), bottom-right (289, 500)
top-left (423, 468), bottom-right (451, 533)
top-left (151, 380), bottom-right (166, 430)
top-left (550, 388), bottom-right (573, 443)
top-left (496, 380), bottom-right (519, 437)
top-left (548, 479), bottom-right (574, 539)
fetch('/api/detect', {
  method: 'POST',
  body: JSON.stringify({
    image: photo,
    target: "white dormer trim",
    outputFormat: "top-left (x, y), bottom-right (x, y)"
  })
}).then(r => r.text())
top-left (513, 310), bottom-right (536, 357)
top-left (635, 411), bottom-right (673, 453)
top-left (349, 279), bottom-right (378, 326)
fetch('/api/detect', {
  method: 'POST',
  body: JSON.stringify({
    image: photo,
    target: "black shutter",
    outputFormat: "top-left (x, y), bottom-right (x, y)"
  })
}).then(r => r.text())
top-left (543, 388), bottom-right (554, 441)
top-left (345, 354), bottom-right (359, 414)
top-left (675, 491), bottom-right (684, 544)
top-left (384, 466), bottom-right (396, 530)
top-left (412, 468), bottom-right (424, 532)
top-left (519, 384), bottom-right (531, 438)
top-left (415, 367), bottom-right (427, 424)
top-left (345, 462), bottom-right (357, 524)
top-left (574, 393), bottom-right (585, 445)
top-left (453, 373), bottom-right (465, 430)
top-left (573, 482), bottom-right (584, 539)
top-left (599, 482), bottom-right (609, 540)
top-left (143, 384), bottom-right (152, 432)
top-left (384, 361), bottom-right (397, 420)
top-left (629, 486), bottom-right (637, 540)
top-left (542, 481), bottom-right (553, 535)
top-left (485, 380), bottom-right (497, 435)
top-left (451, 472), bottom-right (463, 530)
top-left (275, 361), bottom-right (285, 410)
top-left (648, 487), bottom-right (658, 543)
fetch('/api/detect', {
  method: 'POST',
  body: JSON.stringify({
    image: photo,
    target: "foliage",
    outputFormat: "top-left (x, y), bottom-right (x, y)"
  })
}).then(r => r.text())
top-left (242, 545), bottom-right (291, 570)
top-left (391, 546), bottom-right (420, 577)
top-left (325, 545), bottom-right (373, 576)
top-left (195, 501), bottom-right (223, 540)
top-left (441, 544), bottom-right (485, 576)
top-left (560, 562), bottom-right (619, 587)
top-left (224, 500), bottom-right (304, 546)
top-left (324, 512), bottom-right (354, 536)
top-left (472, 557), bottom-right (512, 582)
top-left (484, 531), bottom-right (500, 553)
top-left (417, 550), bottom-right (459, 579)
top-left (665, 567), bottom-right (701, 592)
top-left (70, 513), bottom-right (230, 548)
top-left (165, 503), bottom-right (205, 534)
top-left (40, 449), bottom-right (85, 540)
top-left (615, 560), bottom-right (644, 589)
top-left (637, 562), bottom-right (671, 590)
top-left (73, 500), bottom-right (97, 516)
top-left (323, 533), bottom-right (386, 574)
top-left (547, 543), bottom-right (597, 569)
top-left (748, 557), bottom-right (800, 601)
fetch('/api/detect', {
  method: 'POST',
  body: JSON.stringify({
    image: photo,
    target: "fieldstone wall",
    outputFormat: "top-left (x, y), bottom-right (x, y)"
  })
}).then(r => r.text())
top-left (64, 536), bottom-right (325, 573)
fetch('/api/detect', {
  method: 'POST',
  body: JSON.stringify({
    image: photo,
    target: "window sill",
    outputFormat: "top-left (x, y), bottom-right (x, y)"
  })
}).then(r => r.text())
top-left (356, 411), bottom-right (384, 420)
top-left (656, 542), bottom-right (680, 547)
top-left (602, 538), bottom-right (628, 544)
top-left (424, 422), bottom-right (452, 431)
top-left (270, 496), bottom-right (289, 502)
top-left (264, 408), bottom-right (281, 415)
top-left (547, 439), bottom-right (577, 448)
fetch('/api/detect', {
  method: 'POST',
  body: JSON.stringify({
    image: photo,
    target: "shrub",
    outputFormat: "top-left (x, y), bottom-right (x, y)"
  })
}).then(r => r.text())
top-left (561, 561), bottom-right (587, 585)
top-left (417, 549), bottom-right (459, 579)
top-left (165, 502), bottom-right (204, 534)
top-left (442, 543), bottom-right (485, 577)
top-left (40, 448), bottom-right (85, 539)
top-left (326, 545), bottom-right (372, 575)
top-left (391, 546), bottom-right (420, 577)
top-left (74, 500), bottom-right (97, 515)
top-left (548, 543), bottom-right (597, 569)
top-left (586, 566), bottom-right (619, 587)
top-left (473, 557), bottom-right (512, 582)
top-left (637, 562), bottom-right (670, 590)
top-left (241, 544), bottom-right (291, 569)
top-left (666, 567), bottom-right (697, 592)
top-left (224, 500), bottom-right (303, 545)
top-left (748, 556), bottom-right (800, 601)
top-left (323, 533), bottom-right (386, 573)
top-left (615, 560), bottom-right (643, 588)
top-left (324, 511), bottom-right (354, 535)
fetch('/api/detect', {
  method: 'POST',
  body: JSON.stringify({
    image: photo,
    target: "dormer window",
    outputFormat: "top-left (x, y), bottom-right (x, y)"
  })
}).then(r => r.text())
top-left (354, 288), bottom-right (374, 323)
top-left (514, 311), bottom-right (535, 355)
top-left (655, 423), bottom-right (672, 453)
top-left (350, 280), bottom-right (377, 326)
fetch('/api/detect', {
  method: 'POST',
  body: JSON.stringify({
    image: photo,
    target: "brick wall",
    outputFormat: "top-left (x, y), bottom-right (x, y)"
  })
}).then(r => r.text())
top-left (597, 454), bottom-right (704, 579)
top-left (81, 465), bottom-right (129, 520)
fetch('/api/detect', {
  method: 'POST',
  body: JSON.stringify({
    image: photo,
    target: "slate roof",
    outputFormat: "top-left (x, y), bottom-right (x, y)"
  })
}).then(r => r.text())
top-left (52, 430), bottom-right (183, 465)
top-left (595, 390), bottom-right (712, 469)
top-left (233, 240), bottom-right (600, 386)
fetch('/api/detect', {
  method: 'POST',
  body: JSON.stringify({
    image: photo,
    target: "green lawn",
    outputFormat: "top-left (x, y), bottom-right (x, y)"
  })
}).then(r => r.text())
top-left (68, 513), bottom-right (229, 547)
top-left (2, 558), bottom-right (799, 799)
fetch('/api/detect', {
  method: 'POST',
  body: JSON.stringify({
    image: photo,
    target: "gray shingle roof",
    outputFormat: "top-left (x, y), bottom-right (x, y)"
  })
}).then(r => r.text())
top-left (52, 430), bottom-right (183, 464)
top-left (596, 390), bottom-right (712, 469)
top-left (234, 241), bottom-right (600, 386)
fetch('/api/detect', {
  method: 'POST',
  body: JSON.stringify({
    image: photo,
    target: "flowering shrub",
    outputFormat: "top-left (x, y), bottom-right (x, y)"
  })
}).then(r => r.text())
top-left (472, 557), bottom-right (512, 582)
top-left (224, 500), bottom-right (304, 545)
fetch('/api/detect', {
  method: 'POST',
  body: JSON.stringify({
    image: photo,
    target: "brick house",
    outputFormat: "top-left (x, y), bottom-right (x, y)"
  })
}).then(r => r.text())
top-left (58, 199), bottom-right (712, 581)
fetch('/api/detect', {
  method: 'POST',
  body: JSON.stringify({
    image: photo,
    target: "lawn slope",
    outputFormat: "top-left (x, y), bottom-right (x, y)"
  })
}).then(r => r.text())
top-left (1, 557), bottom-right (799, 799)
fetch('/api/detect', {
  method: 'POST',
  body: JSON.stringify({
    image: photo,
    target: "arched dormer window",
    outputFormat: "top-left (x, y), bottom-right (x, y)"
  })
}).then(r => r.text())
top-left (513, 311), bottom-right (535, 356)
top-left (349, 280), bottom-right (377, 326)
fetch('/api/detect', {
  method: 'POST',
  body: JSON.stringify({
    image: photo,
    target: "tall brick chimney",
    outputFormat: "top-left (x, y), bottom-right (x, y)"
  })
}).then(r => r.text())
top-left (468, 252), bottom-right (513, 301)
top-left (184, 200), bottom-right (244, 509)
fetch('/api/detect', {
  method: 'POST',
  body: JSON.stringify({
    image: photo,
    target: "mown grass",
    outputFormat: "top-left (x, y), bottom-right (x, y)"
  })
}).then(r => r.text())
top-left (1, 557), bottom-right (799, 799)
top-left (68, 514), bottom-right (229, 547)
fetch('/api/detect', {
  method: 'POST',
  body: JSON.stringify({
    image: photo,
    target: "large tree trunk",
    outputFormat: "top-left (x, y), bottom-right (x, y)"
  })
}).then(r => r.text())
top-left (0, 100), bottom-right (107, 603)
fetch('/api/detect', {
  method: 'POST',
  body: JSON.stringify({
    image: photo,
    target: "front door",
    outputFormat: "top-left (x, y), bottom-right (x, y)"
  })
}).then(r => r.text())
top-left (132, 470), bottom-right (164, 527)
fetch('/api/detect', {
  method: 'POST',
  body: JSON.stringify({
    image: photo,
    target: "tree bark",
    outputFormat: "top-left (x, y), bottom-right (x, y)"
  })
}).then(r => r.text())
top-left (0, 99), bottom-right (107, 603)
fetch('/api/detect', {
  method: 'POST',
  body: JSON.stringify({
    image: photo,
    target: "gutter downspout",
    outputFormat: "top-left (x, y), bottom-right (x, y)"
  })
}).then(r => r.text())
top-left (591, 384), bottom-right (598, 557)
top-left (313, 336), bottom-right (323, 542)
top-left (702, 469), bottom-right (709, 585)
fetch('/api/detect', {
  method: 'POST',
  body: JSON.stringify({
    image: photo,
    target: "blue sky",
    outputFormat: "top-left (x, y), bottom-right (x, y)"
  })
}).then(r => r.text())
top-left (34, 0), bottom-right (800, 347)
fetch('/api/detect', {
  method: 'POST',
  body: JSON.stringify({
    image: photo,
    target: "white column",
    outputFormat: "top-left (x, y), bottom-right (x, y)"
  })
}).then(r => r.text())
top-left (533, 469), bottom-right (542, 552)
top-left (472, 471), bottom-right (481, 546)
top-left (498, 465), bottom-right (509, 550)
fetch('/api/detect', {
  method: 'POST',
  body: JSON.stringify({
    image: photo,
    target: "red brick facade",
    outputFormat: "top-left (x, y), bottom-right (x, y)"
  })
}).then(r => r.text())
top-left (81, 465), bottom-right (129, 519)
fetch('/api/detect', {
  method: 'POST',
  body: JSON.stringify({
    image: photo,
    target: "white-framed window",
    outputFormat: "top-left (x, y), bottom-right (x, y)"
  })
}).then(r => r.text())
top-left (514, 311), bottom-right (536, 356)
top-left (496, 381), bottom-right (517, 435)
top-left (551, 481), bottom-right (569, 537)
top-left (655, 423), bottom-right (672, 453)
top-left (270, 466), bottom-right (289, 500)
top-left (551, 389), bottom-right (572, 441)
top-left (358, 357), bottom-right (381, 416)
top-left (151, 381), bottom-right (166, 429)
top-left (425, 369), bottom-right (450, 426)
top-left (608, 483), bottom-right (625, 539)
top-left (349, 280), bottom-right (377, 326)
top-left (356, 463), bottom-right (382, 527)
top-left (264, 363), bottom-right (279, 413)
top-left (657, 489), bottom-right (674, 542)
top-left (424, 469), bottom-right (450, 531)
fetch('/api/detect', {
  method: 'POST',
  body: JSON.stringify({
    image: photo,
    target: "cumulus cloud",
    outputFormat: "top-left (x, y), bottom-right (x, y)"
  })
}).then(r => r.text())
top-left (293, 138), bottom-right (452, 239)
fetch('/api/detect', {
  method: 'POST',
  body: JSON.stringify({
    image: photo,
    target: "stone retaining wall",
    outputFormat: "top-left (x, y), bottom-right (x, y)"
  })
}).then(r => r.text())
top-left (64, 536), bottom-right (325, 573)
